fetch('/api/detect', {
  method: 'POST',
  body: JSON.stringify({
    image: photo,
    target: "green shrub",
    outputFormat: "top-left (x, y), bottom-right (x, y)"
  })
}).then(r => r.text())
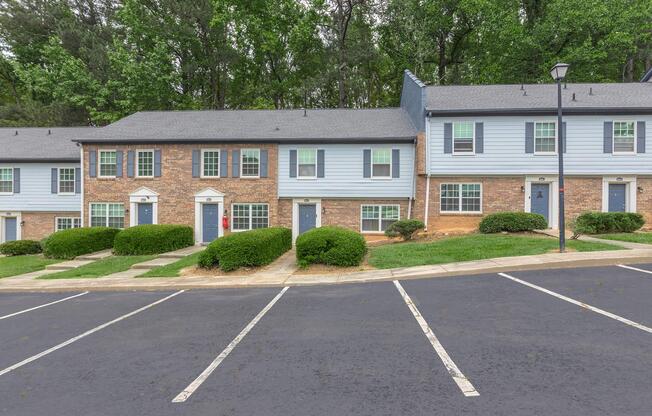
top-left (113, 224), bottom-right (194, 255)
top-left (479, 212), bottom-right (548, 233)
top-left (0, 240), bottom-right (42, 256)
top-left (198, 227), bottom-right (292, 272)
top-left (296, 226), bottom-right (367, 267)
top-left (42, 227), bottom-right (120, 259)
top-left (384, 219), bottom-right (425, 241)
top-left (572, 212), bottom-right (644, 236)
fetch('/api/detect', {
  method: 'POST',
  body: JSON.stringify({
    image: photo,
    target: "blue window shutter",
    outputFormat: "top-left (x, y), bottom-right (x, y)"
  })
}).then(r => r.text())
top-left (192, 149), bottom-right (200, 177)
top-left (444, 123), bottom-right (453, 154)
top-left (89, 150), bottom-right (97, 177)
top-left (154, 150), bottom-right (162, 177)
top-left (220, 149), bottom-right (228, 177)
top-left (289, 150), bottom-right (297, 178)
top-left (391, 149), bottom-right (400, 178)
top-left (115, 151), bottom-right (123, 177)
top-left (475, 122), bottom-right (484, 153)
top-left (260, 150), bottom-right (269, 178)
top-left (13, 168), bottom-right (20, 193)
top-left (75, 168), bottom-right (81, 194)
top-left (637, 121), bottom-right (646, 153)
top-left (51, 168), bottom-right (58, 194)
top-left (363, 149), bottom-right (371, 178)
top-left (525, 122), bottom-right (534, 153)
top-left (232, 150), bottom-right (240, 178)
top-left (604, 121), bottom-right (613, 153)
top-left (127, 151), bottom-right (135, 177)
top-left (317, 149), bottom-right (325, 178)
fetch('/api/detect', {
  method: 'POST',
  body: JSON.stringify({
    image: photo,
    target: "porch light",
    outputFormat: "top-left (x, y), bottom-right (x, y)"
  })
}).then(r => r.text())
top-left (550, 63), bottom-right (569, 81)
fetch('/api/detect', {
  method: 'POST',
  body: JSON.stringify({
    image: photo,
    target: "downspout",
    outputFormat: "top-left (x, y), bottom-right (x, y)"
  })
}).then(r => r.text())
top-left (408, 137), bottom-right (417, 219)
top-left (423, 113), bottom-right (431, 231)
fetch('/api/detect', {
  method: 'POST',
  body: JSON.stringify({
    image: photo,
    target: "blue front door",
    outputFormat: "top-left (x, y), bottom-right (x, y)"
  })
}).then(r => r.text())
top-left (138, 203), bottom-right (153, 225)
top-left (298, 204), bottom-right (317, 235)
top-left (608, 184), bottom-right (627, 212)
top-left (202, 204), bottom-right (219, 243)
top-left (4, 217), bottom-right (17, 242)
top-left (531, 183), bottom-right (550, 226)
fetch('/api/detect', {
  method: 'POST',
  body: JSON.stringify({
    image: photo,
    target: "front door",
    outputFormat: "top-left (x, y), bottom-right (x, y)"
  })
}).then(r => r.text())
top-left (608, 183), bottom-right (627, 212)
top-left (298, 204), bottom-right (317, 235)
top-left (4, 217), bottom-right (17, 242)
top-left (531, 183), bottom-right (550, 226)
top-left (137, 203), bottom-right (153, 225)
top-left (202, 203), bottom-right (219, 243)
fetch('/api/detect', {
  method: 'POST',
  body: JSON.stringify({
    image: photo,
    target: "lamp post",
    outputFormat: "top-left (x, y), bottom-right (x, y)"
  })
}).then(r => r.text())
top-left (550, 63), bottom-right (569, 252)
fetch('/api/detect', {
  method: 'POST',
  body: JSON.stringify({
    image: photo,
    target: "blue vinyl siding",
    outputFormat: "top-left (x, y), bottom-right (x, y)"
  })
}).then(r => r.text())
top-left (0, 163), bottom-right (81, 211)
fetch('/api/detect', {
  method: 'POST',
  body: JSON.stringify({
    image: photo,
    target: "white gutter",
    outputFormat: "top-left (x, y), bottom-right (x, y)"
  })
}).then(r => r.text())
top-left (423, 115), bottom-right (431, 230)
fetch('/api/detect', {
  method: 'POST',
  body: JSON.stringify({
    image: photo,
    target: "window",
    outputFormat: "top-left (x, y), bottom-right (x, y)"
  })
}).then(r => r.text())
top-left (613, 121), bottom-right (635, 153)
top-left (201, 150), bottom-right (220, 178)
top-left (0, 168), bottom-right (13, 194)
top-left (90, 203), bottom-right (125, 228)
top-left (56, 217), bottom-right (81, 231)
top-left (453, 122), bottom-right (474, 153)
top-left (232, 203), bottom-right (269, 231)
top-left (58, 168), bottom-right (75, 194)
top-left (361, 205), bottom-right (400, 232)
top-left (241, 149), bottom-right (260, 177)
top-left (99, 151), bottom-right (117, 177)
top-left (535, 122), bottom-right (556, 153)
top-left (440, 183), bottom-right (482, 213)
top-left (137, 150), bottom-right (154, 177)
top-left (298, 149), bottom-right (317, 178)
top-left (372, 149), bottom-right (391, 178)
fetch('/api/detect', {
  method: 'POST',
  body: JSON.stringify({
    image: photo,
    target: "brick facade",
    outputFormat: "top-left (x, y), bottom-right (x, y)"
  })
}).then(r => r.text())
top-left (21, 211), bottom-right (80, 240)
top-left (564, 177), bottom-right (602, 220)
top-left (636, 177), bottom-right (652, 228)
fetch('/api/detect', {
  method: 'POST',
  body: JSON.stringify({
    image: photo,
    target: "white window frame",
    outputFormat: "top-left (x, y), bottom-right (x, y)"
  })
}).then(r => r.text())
top-left (534, 121), bottom-right (558, 155)
top-left (98, 150), bottom-right (117, 178)
top-left (136, 149), bottom-right (154, 178)
top-left (57, 167), bottom-right (76, 195)
top-left (439, 183), bottom-right (483, 214)
top-left (612, 120), bottom-right (636, 155)
top-left (200, 149), bottom-right (221, 178)
top-left (89, 202), bottom-right (125, 228)
top-left (55, 217), bottom-right (81, 231)
top-left (360, 204), bottom-right (400, 233)
top-left (371, 148), bottom-right (392, 179)
top-left (452, 121), bottom-right (475, 155)
top-left (0, 166), bottom-right (14, 195)
top-left (297, 148), bottom-right (318, 179)
top-left (240, 148), bottom-right (261, 178)
top-left (231, 203), bottom-right (269, 231)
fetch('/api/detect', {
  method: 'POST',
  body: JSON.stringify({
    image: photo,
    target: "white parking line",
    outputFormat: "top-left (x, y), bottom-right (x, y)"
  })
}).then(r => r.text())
top-left (617, 264), bottom-right (652, 275)
top-left (393, 280), bottom-right (479, 397)
top-left (498, 272), bottom-right (652, 334)
top-left (0, 292), bottom-right (89, 321)
top-left (0, 290), bottom-right (184, 377)
top-left (173, 286), bottom-right (289, 403)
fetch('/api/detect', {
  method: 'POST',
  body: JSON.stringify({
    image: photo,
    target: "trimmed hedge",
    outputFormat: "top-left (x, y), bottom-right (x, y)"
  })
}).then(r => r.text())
top-left (199, 227), bottom-right (292, 272)
top-left (572, 212), bottom-right (644, 235)
top-left (384, 219), bottom-right (425, 241)
top-left (296, 226), bottom-right (367, 267)
top-left (479, 212), bottom-right (548, 233)
top-left (113, 224), bottom-right (194, 255)
top-left (42, 227), bottom-right (120, 259)
top-left (0, 240), bottom-right (42, 256)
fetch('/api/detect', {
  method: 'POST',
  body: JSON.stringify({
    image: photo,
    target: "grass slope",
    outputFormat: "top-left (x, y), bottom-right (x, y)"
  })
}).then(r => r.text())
top-left (595, 232), bottom-right (652, 244)
top-left (0, 255), bottom-right (61, 278)
top-left (138, 251), bottom-right (202, 278)
top-left (40, 255), bottom-right (155, 279)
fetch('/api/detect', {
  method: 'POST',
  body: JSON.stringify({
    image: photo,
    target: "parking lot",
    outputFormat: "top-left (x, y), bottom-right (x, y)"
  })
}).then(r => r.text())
top-left (1, 263), bottom-right (651, 416)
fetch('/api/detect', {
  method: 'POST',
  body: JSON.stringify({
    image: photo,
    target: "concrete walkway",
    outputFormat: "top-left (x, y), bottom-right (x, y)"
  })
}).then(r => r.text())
top-left (101, 245), bottom-right (205, 278)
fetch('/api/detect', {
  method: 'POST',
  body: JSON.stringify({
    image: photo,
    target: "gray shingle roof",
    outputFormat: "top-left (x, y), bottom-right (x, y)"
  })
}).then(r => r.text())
top-left (426, 83), bottom-right (652, 115)
top-left (0, 127), bottom-right (95, 162)
top-left (75, 108), bottom-right (417, 143)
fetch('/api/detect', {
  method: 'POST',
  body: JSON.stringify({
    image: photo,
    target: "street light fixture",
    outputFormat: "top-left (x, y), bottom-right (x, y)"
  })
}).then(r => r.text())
top-left (550, 63), bottom-right (569, 252)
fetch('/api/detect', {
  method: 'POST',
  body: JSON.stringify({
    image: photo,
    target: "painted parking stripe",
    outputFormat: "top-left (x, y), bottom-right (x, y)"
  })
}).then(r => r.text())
top-left (498, 273), bottom-right (652, 334)
top-left (173, 287), bottom-right (289, 403)
top-left (0, 292), bottom-right (89, 321)
top-left (0, 290), bottom-right (184, 378)
top-left (393, 280), bottom-right (479, 397)
top-left (617, 264), bottom-right (652, 275)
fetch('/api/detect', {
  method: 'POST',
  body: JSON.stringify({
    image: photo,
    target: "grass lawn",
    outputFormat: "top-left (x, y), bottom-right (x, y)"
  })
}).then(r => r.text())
top-left (368, 234), bottom-right (623, 269)
top-left (0, 255), bottom-right (61, 278)
top-left (594, 232), bottom-right (652, 244)
top-left (138, 251), bottom-right (202, 278)
top-left (39, 255), bottom-right (155, 279)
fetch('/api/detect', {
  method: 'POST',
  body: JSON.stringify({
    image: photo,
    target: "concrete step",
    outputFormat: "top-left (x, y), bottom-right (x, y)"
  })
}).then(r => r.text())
top-left (158, 245), bottom-right (204, 259)
top-left (76, 250), bottom-right (113, 261)
top-left (131, 257), bottom-right (178, 270)
top-left (45, 260), bottom-right (94, 270)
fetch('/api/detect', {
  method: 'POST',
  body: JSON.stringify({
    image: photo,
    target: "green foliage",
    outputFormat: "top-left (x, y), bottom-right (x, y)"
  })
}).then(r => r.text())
top-left (384, 219), bottom-right (425, 241)
top-left (479, 212), bottom-right (548, 234)
top-left (296, 226), bottom-right (367, 267)
top-left (41, 255), bottom-right (155, 279)
top-left (572, 212), bottom-right (645, 236)
top-left (113, 225), bottom-right (194, 255)
top-left (0, 256), bottom-right (61, 279)
top-left (42, 227), bottom-right (120, 259)
top-left (0, 240), bottom-right (42, 256)
top-left (198, 227), bottom-right (292, 272)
